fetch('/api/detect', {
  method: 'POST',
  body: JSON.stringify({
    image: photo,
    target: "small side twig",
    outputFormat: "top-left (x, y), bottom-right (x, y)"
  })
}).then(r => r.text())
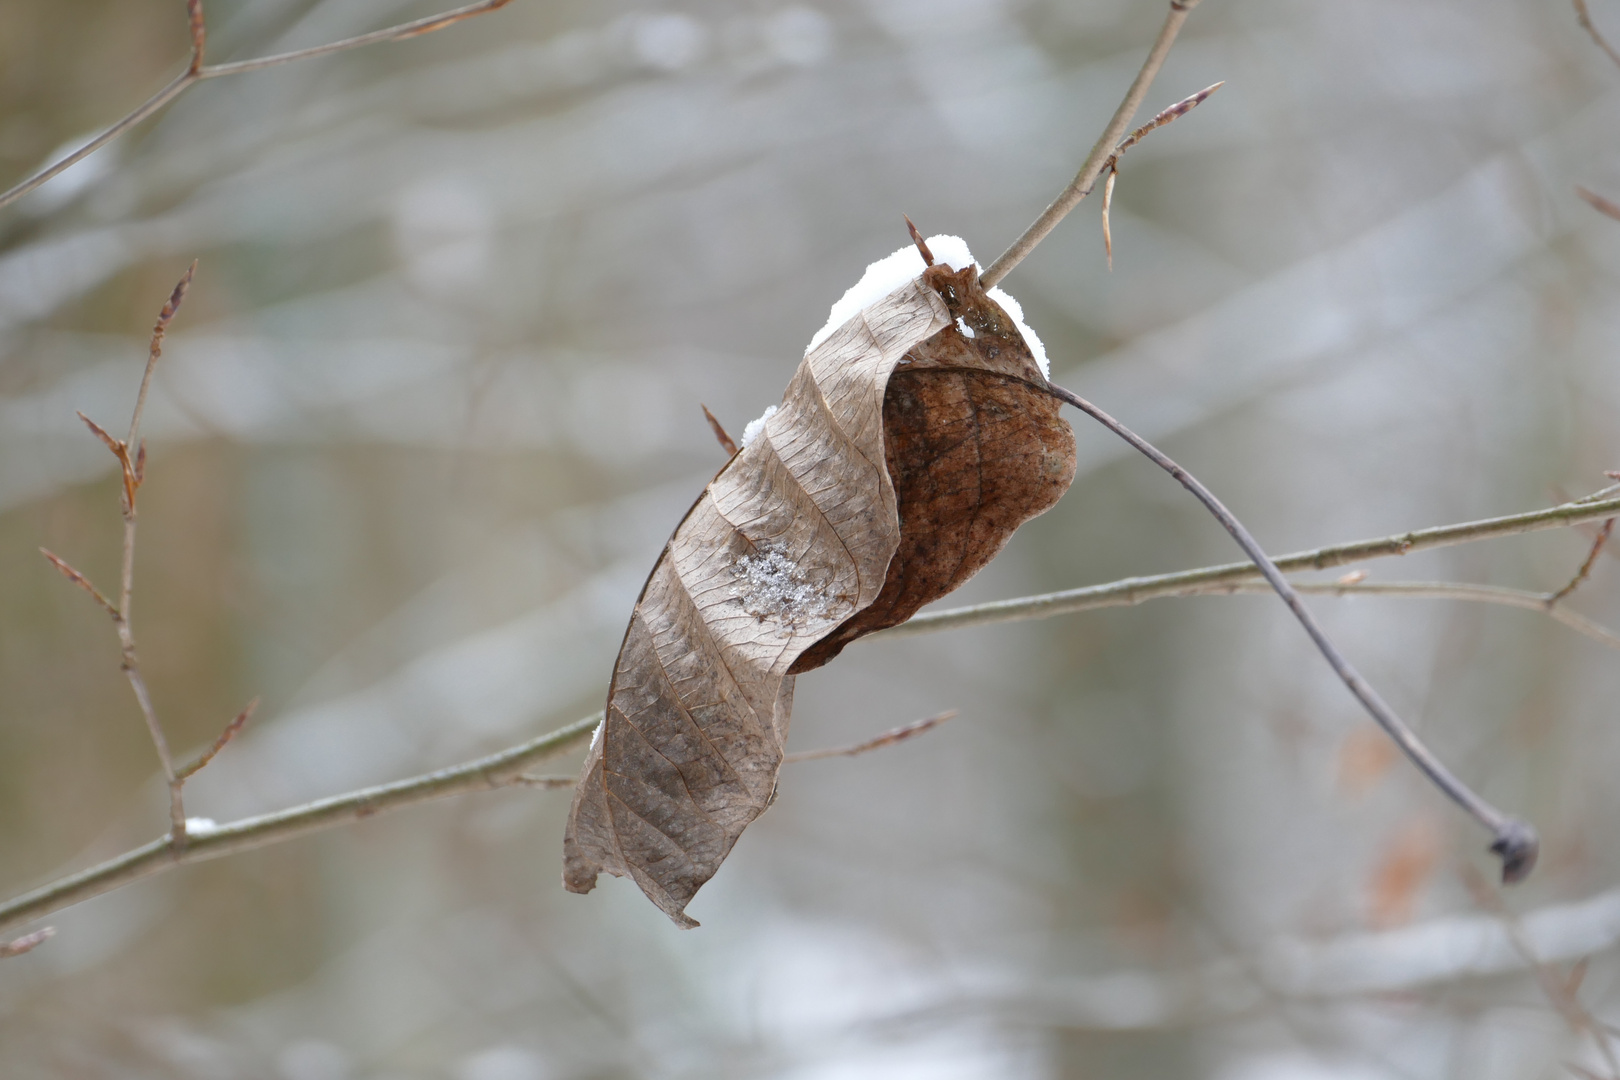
top-left (1577, 186), bottom-right (1620, 223)
top-left (39, 549), bottom-right (119, 619)
top-left (174, 698), bottom-right (259, 784)
top-left (701, 405), bottom-right (738, 457)
top-left (1548, 518), bottom-right (1614, 607)
top-left (59, 266), bottom-right (197, 847)
top-left (0, 0), bottom-right (515, 213)
top-left (1099, 82), bottom-right (1222, 268)
top-left (981, 0), bottom-right (1205, 288)
top-left (783, 710), bottom-right (956, 763)
top-left (0, 927), bottom-right (55, 960)
top-left (1576, 0), bottom-right (1620, 72)
top-left (1042, 379), bottom-right (1538, 883)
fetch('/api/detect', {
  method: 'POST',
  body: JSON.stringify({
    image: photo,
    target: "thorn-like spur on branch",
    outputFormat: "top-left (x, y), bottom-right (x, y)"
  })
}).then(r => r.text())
top-left (0, 1), bottom-right (515, 213)
top-left (981, 0), bottom-right (1206, 288)
top-left (1549, 518), bottom-right (1615, 608)
top-left (783, 710), bottom-right (956, 764)
top-left (1041, 380), bottom-right (1539, 884)
top-left (701, 404), bottom-right (738, 457)
top-left (0, 928), bottom-right (55, 960)
top-left (904, 215), bottom-right (935, 266)
top-left (1576, 0), bottom-right (1620, 71)
top-left (174, 698), bottom-right (259, 784)
top-left (39, 549), bottom-right (119, 619)
top-left (1577, 185), bottom-right (1620, 223)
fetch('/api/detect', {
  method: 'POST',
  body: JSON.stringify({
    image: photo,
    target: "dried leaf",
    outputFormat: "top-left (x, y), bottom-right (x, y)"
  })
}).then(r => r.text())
top-left (564, 256), bottom-right (1076, 926)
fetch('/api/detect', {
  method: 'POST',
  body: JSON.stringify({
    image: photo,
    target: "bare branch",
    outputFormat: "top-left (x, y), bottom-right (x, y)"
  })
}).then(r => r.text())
top-left (39, 548), bottom-right (119, 619)
top-left (0, 713), bottom-right (602, 938)
top-left (8, 493), bottom-right (1619, 936)
top-left (0, 1), bottom-right (515, 213)
top-left (1042, 380), bottom-right (1537, 882)
top-left (784, 710), bottom-right (956, 763)
top-left (885, 492), bottom-right (1620, 639)
top-left (194, 0), bottom-right (516, 79)
top-left (1576, 0), bottom-right (1620, 71)
top-left (981, 0), bottom-right (1205, 288)
top-left (701, 404), bottom-right (738, 457)
top-left (1549, 518), bottom-right (1614, 607)
top-left (174, 698), bottom-right (259, 783)
top-left (0, 927), bottom-right (55, 960)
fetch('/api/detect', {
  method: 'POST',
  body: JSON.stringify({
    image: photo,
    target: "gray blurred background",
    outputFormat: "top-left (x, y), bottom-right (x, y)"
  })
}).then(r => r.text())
top-left (2, 0), bottom-right (1619, 1076)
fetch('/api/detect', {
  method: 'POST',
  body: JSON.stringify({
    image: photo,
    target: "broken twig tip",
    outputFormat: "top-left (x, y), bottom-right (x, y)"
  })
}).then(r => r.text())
top-left (904, 215), bottom-right (935, 266)
top-left (1491, 819), bottom-right (1540, 884)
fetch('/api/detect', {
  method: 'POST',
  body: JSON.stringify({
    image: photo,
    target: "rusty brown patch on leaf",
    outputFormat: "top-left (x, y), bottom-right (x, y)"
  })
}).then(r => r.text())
top-left (563, 260), bottom-right (1074, 927)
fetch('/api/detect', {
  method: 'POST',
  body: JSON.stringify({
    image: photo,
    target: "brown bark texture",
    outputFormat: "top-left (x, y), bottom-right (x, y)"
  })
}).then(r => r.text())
top-left (562, 262), bottom-right (1077, 926)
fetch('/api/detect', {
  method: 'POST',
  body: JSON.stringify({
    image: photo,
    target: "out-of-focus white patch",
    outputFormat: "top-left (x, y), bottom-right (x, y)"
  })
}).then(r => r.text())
top-left (955, 316), bottom-right (975, 339)
top-left (393, 177), bottom-right (494, 296)
top-left (276, 1039), bottom-right (350, 1080)
top-left (741, 404), bottom-right (778, 448)
top-left (631, 13), bottom-right (708, 71)
top-left (184, 817), bottom-right (219, 835)
top-left (455, 1045), bottom-right (548, 1080)
top-left (763, 6), bottom-right (834, 67)
top-left (806, 235), bottom-right (1049, 377)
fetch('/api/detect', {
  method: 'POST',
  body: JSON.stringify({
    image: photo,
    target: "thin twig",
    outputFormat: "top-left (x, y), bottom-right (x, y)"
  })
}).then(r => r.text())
top-left (1549, 519), bottom-right (1614, 607)
top-left (1577, 186), bottom-right (1620, 223)
top-left (883, 493), bottom-right (1620, 639)
top-left (1249, 580), bottom-right (1620, 653)
top-left (39, 549), bottom-right (119, 619)
top-left (194, 0), bottom-right (515, 79)
top-left (174, 698), bottom-right (259, 784)
top-left (0, 927), bottom-right (55, 960)
top-left (0, 714), bottom-right (602, 938)
top-left (1576, 0), bottom-right (1620, 71)
top-left (701, 404), bottom-right (738, 457)
top-left (0, 0), bottom-right (514, 213)
top-left (1042, 380), bottom-right (1538, 882)
top-left (981, 0), bottom-right (1204, 288)
top-left (187, 0), bottom-right (206, 75)
top-left (1099, 81), bottom-right (1221, 268)
top-left (1464, 865), bottom-right (1620, 1078)
top-left (783, 710), bottom-right (956, 763)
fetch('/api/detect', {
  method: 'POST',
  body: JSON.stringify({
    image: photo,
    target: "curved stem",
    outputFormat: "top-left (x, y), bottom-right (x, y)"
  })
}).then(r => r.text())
top-left (1042, 381), bottom-right (1538, 883)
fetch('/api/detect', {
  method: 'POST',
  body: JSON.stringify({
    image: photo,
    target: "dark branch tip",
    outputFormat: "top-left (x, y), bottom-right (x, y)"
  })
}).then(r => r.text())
top-left (1490, 819), bottom-right (1540, 884)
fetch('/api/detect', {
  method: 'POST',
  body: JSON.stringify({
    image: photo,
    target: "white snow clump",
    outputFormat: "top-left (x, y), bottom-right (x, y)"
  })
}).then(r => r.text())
top-left (804, 234), bottom-right (1049, 378)
top-left (185, 817), bottom-right (220, 835)
top-left (740, 404), bottom-right (778, 448)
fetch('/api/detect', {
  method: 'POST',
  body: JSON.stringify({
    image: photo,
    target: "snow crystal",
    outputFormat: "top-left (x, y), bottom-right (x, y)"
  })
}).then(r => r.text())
top-left (984, 284), bottom-right (1049, 379)
top-left (589, 718), bottom-right (604, 751)
top-left (955, 316), bottom-right (975, 339)
top-left (740, 404), bottom-right (778, 448)
top-left (805, 234), bottom-right (1050, 378)
top-left (732, 548), bottom-right (833, 624)
top-left (184, 817), bottom-right (219, 835)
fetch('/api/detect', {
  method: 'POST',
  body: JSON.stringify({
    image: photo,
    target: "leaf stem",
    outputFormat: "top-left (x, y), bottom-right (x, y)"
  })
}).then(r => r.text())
top-left (1041, 380), bottom-right (1538, 882)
